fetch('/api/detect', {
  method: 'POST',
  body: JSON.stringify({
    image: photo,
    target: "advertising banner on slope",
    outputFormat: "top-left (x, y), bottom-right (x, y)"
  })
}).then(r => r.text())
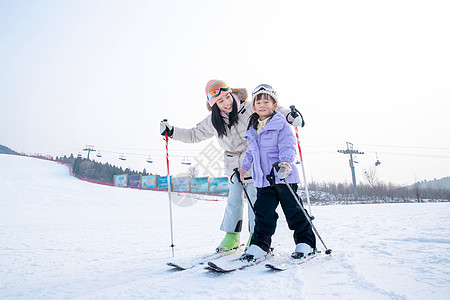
top-left (191, 177), bottom-right (209, 194)
top-left (128, 175), bottom-right (141, 188)
top-left (172, 177), bottom-right (190, 192)
top-left (157, 175), bottom-right (172, 191)
top-left (114, 174), bottom-right (128, 187)
top-left (209, 177), bottom-right (229, 195)
top-left (142, 175), bottom-right (157, 189)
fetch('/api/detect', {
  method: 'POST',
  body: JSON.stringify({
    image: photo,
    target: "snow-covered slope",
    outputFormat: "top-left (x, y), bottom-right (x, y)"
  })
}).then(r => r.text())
top-left (1, 154), bottom-right (449, 299)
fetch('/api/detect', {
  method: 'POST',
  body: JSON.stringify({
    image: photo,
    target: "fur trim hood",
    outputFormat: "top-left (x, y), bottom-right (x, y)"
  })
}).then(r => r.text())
top-left (206, 88), bottom-right (248, 111)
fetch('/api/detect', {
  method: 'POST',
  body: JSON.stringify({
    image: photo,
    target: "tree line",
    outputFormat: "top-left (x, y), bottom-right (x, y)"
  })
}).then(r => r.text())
top-left (307, 180), bottom-right (449, 202)
top-left (0, 144), bottom-right (18, 154)
top-left (58, 154), bottom-right (149, 184)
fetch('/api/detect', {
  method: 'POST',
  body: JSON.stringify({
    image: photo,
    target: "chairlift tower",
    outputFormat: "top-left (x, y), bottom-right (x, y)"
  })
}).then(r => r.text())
top-left (83, 145), bottom-right (96, 160)
top-left (337, 142), bottom-right (364, 200)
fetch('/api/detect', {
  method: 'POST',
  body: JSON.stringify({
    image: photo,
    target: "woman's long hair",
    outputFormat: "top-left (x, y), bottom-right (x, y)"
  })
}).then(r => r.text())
top-left (211, 94), bottom-right (239, 138)
top-left (247, 94), bottom-right (276, 130)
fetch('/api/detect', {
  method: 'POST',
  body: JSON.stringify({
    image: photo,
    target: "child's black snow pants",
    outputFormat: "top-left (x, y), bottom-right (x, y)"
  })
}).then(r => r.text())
top-left (250, 183), bottom-right (316, 252)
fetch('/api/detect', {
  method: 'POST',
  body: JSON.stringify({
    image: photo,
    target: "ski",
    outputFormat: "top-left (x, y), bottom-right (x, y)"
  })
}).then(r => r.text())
top-left (265, 252), bottom-right (319, 271)
top-left (166, 245), bottom-right (243, 271)
top-left (205, 253), bottom-right (271, 273)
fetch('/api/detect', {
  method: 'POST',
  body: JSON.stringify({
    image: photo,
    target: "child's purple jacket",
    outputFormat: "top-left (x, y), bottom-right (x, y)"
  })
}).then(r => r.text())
top-left (242, 112), bottom-right (300, 188)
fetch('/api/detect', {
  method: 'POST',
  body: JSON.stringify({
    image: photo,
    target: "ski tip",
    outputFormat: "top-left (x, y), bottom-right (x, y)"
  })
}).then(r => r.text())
top-left (265, 264), bottom-right (287, 271)
top-left (205, 265), bottom-right (235, 273)
top-left (207, 261), bottom-right (218, 268)
top-left (166, 262), bottom-right (186, 271)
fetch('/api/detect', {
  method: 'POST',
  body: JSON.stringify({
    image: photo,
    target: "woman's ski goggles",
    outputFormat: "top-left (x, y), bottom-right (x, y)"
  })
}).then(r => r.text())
top-left (206, 80), bottom-right (230, 102)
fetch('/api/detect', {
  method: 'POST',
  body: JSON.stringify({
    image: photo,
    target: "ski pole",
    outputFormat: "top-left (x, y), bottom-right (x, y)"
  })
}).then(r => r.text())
top-left (289, 105), bottom-right (312, 217)
top-left (272, 163), bottom-right (332, 255)
top-left (164, 119), bottom-right (175, 257)
top-left (231, 168), bottom-right (255, 214)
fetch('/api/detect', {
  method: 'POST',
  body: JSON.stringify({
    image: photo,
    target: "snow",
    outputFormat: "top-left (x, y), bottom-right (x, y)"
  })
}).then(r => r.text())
top-left (1, 154), bottom-right (449, 299)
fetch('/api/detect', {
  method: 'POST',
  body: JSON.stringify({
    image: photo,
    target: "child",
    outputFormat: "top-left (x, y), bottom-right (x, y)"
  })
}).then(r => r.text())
top-left (239, 84), bottom-right (316, 262)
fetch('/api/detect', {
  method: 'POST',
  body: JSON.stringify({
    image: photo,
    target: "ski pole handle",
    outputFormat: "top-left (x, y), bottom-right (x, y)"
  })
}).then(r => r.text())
top-left (231, 168), bottom-right (241, 184)
top-left (232, 167), bottom-right (252, 183)
top-left (288, 105), bottom-right (305, 127)
top-left (272, 162), bottom-right (280, 172)
top-left (289, 105), bottom-right (299, 118)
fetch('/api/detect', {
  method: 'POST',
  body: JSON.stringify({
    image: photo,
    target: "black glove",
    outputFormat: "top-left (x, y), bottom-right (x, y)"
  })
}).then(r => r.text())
top-left (160, 119), bottom-right (174, 137)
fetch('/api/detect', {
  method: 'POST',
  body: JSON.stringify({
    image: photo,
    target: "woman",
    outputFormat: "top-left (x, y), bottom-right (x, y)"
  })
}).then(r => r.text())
top-left (160, 80), bottom-right (302, 253)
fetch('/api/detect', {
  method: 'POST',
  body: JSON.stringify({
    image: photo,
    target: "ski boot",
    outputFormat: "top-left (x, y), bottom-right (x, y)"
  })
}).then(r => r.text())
top-left (291, 243), bottom-right (313, 259)
top-left (239, 244), bottom-right (267, 262)
top-left (215, 232), bottom-right (240, 253)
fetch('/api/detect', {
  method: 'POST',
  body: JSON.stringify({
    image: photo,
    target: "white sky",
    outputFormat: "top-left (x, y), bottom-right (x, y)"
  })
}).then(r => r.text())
top-left (1, 0), bottom-right (449, 186)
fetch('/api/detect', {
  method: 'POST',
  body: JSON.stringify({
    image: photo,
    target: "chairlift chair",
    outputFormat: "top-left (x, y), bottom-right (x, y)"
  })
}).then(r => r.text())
top-left (181, 156), bottom-right (191, 165)
top-left (146, 155), bottom-right (153, 163)
top-left (119, 154), bottom-right (126, 161)
top-left (374, 152), bottom-right (381, 166)
top-left (96, 152), bottom-right (102, 158)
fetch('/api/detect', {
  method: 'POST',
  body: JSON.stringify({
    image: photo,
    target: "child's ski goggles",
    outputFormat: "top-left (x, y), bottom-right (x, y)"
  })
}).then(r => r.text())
top-left (252, 84), bottom-right (278, 102)
top-left (252, 84), bottom-right (277, 97)
top-left (206, 80), bottom-right (230, 102)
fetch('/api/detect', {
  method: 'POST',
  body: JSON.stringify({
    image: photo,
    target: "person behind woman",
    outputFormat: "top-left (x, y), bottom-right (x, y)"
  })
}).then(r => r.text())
top-left (160, 80), bottom-right (303, 253)
top-left (239, 84), bottom-right (316, 262)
